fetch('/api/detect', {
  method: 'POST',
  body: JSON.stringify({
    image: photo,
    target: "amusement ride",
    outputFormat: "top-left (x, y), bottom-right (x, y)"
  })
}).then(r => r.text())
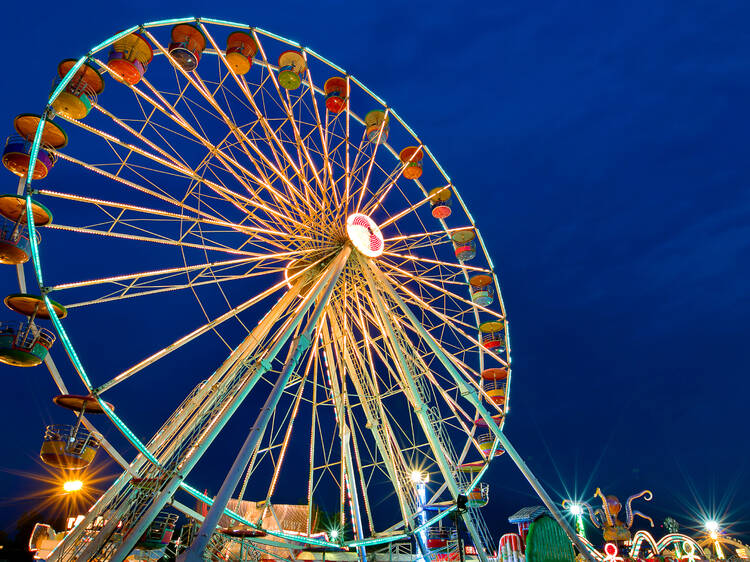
top-left (2, 17), bottom-right (590, 562)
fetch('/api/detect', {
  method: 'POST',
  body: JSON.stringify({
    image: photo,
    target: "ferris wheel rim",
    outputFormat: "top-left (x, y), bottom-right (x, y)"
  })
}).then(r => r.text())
top-left (16, 16), bottom-right (511, 552)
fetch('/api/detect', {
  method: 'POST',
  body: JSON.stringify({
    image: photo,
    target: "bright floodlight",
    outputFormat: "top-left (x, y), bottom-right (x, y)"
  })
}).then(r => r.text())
top-left (410, 470), bottom-right (428, 484)
top-left (705, 520), bottom-right (719, 533)
top-left (346, 213), bottom-right (384, 258)
top-left (330, 529), bottom-right (339, 540)
top-left (569, 503), bottom-right (583, 516)
top-left (63, 480), bottom-right (83, 492)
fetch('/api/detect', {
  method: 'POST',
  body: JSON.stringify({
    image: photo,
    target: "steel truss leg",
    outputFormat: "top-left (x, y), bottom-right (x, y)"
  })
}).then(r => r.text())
top-left (367, 261), bottom-right (598, 562)
top-left (361, 262), bottom-right (489, 562)
top-left (179, 246), bottom-right (351, 561)
top-left (324, 313), bottom-right (427, 558)
top-left (52, 283), bottom-right (306, 562)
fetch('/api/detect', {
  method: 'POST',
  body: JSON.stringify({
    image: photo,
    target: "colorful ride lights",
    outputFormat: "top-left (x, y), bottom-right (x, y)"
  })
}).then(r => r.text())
top-left (2, 114), bottom-right (67, 180)
top-left (225, 32), bottom-right (258, 75)
top-left (429, 186), bottom-right (452, 219)
top-left (53, 60), bottom-right (105, 120)
top-left (410, 470), bottom-right (429, 484)
top-left (0, 293), bottom-right (64, 367)
top-left (452, 229), bottom-right (476, 261)
top-left (365, 110), bottom-right (389, 143)
top-left (567, 503), bottom-right (583, 517)
top-left (278, 50), bottom-right (306, 90)
top-left (346, 213), bottom-right (384, 258)
top-left (168, 24), bottom-right (207, 71)
top-left (0, 195), bottom-right (52, 265)
top-left (399, 146), bottom-right (424, 180)
top-left (324, 77), bottom-right (348, 114)
top-left (63, 479), bottom-right (83, 493)
top-left (107, 32), bottom-right (153, 85)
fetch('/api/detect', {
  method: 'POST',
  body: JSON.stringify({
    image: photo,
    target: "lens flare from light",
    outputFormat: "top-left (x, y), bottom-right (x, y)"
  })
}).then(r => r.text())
top-left (63, 480), bottom-right (83, 492)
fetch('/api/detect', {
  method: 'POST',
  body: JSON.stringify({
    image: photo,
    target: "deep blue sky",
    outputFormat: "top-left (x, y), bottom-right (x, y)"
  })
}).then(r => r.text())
top-left (1, 0), bottom-right (749, 546)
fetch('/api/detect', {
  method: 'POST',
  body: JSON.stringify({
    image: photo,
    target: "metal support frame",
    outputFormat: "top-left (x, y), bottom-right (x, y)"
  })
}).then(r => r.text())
top-left (361, 260), bottom-right (489, 562)
top-left (368, 260), bottom-right (598, 562)
top-left (324, 312), bottom-right (425, 556)
top-left (179, 246), bottom-right (351, 561)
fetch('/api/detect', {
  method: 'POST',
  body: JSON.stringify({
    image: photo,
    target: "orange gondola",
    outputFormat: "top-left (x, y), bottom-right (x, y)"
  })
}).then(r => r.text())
top-left (429, 186), bottom-right (452, 219)
top-left (278, 50), bottom-right (306, 90)
top-left (365, 110), bottom-right (389, 143)
top-left (0, 195), bottom-right (51, 265)
top-left (169, 24), bottom-right (207, 71)
top-left (399, 146), bottom-right (424, 180)
top-left (2, 115), bottom-right (67, 180)
top-left (52, 59), bottom-right (105, 120)
top-left (225, 31), bottom-right (258, 75)
top-left (107, 32), bottom-right (153, 85)
top-left (324, 77), bottom-right (348, 114)
top-left (452, 230), bottom-right (476, 261)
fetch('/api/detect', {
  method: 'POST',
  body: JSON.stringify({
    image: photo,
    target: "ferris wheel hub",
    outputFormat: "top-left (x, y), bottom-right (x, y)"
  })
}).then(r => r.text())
top-left (346, 213), bottom-right (384, 258)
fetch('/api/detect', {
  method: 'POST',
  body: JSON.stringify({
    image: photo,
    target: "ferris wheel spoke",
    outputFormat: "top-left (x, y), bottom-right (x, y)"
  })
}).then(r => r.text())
top-left (47, 252), bottom-right (294, 293)
top-left (374, 183), bottom-right (450, 230)
top-left (383, 249), bottom-right (492, 275)
top-left (139, 31), bottom-right (317, 225)
top-left (379, 270), bottom-right (508, 369)
top-left (93, 59), bottom-right (306, 229)
top-left (380, 260), bottom-right (504, 322)
top-left (323, 312), bottom-right (419, 533)
top-left (300, 56), bottom-right (338, 211)
top-left (248, 33), bottom-right (330, 202)
top-left (36, 188), bottom-right (296, 250)
top-left (93, 252), bottom-right (334, 395)
top-left (262, 321), bottom-right (322, 505)
top-left (354, 114), bottom-right (391, 213)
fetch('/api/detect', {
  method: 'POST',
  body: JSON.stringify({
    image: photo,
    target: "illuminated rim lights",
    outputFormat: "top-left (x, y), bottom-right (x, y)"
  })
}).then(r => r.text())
top-left (16, 16), bottom-right (511, 556)
top-left (346, 213), bottom-right (383, 258)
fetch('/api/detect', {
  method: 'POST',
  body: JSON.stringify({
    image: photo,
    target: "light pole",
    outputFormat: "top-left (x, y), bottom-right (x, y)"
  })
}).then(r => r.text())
top-left (705, 520), bottom-right (725, 559)
top-left (411, 470), bottom-right (429, 561)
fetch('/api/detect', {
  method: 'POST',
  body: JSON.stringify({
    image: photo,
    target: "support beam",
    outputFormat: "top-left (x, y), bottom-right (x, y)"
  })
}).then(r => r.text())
top-left (178, 246), bottom-right (351, 561)
top-left (367, 260), bottom-right (598, 562)
top-left (360, 262), bottom-right (488, 562)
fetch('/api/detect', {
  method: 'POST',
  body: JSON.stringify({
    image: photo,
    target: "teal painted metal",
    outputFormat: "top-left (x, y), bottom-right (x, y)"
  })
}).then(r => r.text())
top-left (256, 27), bottom-right (301, 47)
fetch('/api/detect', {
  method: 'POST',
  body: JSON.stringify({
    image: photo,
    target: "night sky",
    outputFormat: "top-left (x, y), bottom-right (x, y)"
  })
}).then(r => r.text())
top-left (1, 0), bottom-right (749, 547)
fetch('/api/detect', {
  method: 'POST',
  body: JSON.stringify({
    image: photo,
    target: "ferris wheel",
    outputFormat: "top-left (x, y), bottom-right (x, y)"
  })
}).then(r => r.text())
top-left (0, 17), bottom-right (560, 562)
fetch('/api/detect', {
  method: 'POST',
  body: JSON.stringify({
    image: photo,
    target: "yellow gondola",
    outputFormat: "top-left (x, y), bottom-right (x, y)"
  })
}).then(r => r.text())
top-left (429, 186), bottom-right (452, 219)
top-left (365, 110), bottom-right (389, 143)
top-left (52, 59), bottom-right (105, 120)
top-left (278, 50), bottom-right (306, 90)
top-left (40, 394), bottom-right (112, 469)
top-left (225, 32), bottom-right (258, 75)
top-left (479, 320), bottom-right (505, 355)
